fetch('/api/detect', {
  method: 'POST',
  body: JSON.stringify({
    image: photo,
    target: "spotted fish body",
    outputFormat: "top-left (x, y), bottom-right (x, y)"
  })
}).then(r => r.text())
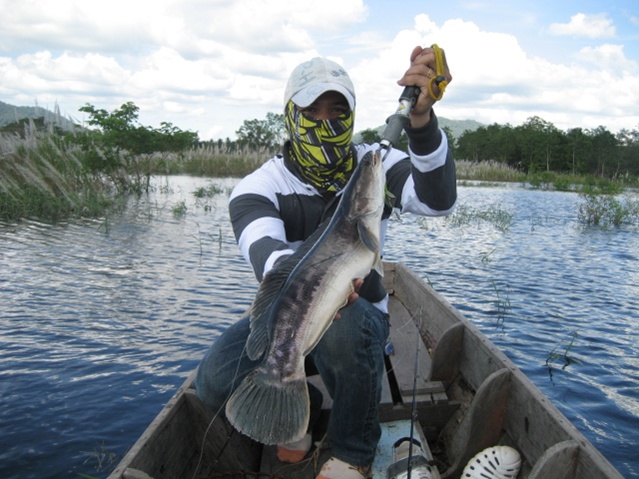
top-left (225, 150), bottom-right (385, 445)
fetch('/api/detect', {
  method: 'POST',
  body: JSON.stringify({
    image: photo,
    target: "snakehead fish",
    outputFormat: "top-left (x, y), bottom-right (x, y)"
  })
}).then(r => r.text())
top-left (225, 149), bottom-right (386, 445)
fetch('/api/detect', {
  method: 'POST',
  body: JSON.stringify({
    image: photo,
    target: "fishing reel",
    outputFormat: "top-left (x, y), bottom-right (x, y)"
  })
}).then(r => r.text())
top-left (386, 422), bottom-right (441, 479)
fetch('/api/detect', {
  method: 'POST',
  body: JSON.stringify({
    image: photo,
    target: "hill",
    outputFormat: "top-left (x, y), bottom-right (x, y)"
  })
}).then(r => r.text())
top-left (0, 100), bottom-right (77, 131)
top-left (438, 117), bottom-right (484, 139)
top-left (2, 99), bottom-right (484, 141)
top-left (353, 117), bottom-right (483, 143)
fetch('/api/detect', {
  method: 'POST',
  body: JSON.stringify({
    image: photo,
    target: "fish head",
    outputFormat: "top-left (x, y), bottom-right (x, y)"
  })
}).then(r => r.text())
top-left (347, 150), bottom-right (385, 220)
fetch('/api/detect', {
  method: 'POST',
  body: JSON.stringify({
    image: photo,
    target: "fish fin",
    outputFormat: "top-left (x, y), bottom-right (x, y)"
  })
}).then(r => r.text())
top-left (246, 219), bottom-right (333, 360)
top-left (245, 318), bottom-right (270, 360)
top-left (225, 369), bottom-right (310, 445)
top-left (357, 220), bottom-right (380, 253)
top-left (247, 269), bottom-right (289, 360)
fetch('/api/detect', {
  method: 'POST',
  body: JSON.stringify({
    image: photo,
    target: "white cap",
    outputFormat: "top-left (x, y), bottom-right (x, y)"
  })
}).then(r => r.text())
top-left (284, 57), bottom-right (355, 110)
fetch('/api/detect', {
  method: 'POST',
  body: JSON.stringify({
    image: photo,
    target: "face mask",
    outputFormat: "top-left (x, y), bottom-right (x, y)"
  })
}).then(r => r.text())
top-left (284, 100), bottom-right (355, 193)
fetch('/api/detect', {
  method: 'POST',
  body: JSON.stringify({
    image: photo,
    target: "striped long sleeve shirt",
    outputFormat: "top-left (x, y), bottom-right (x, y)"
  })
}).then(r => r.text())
top-left (228, 111), bottom-right (457, 313)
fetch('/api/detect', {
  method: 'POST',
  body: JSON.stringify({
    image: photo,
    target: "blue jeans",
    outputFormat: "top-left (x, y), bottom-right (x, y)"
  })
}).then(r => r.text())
top-left (194, 298), bottom-right (390, 467)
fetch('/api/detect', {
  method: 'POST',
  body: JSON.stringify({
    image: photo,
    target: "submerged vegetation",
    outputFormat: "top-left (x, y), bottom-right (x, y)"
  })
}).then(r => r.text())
top-left (1, 102), bottom-right (638, 225)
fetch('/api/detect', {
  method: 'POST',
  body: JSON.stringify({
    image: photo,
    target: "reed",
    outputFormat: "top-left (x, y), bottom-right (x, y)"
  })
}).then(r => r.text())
top-left (456, 159), bottom-right (525, 183)
top-left (1, 126), bottom-right (113, 221)
top-left (445, 202), bottom-right (514, 232)
top-left (145, 143), bottom-right (275, 177)
top-left (578, 192), bottom-right (639, 229)
top-left (3, 126), bottom-right (637, 224)
top-left (1, 122), bottom-right (161, 221)
top-left (545, 330), bottom-right (581, 370)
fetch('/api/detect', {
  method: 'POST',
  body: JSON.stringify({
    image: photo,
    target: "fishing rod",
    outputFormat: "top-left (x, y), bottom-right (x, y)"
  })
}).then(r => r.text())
top-left (379, 84), bottom-right (421, 154)
top-left (383, 45), bottom-right (448, 479)
top-left (379, 44), bottom-right (448, 155)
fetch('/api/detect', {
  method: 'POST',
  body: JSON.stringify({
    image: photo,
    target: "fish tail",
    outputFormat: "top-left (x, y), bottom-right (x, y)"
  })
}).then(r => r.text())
top-left (225, 369), bottom-right (310, 445)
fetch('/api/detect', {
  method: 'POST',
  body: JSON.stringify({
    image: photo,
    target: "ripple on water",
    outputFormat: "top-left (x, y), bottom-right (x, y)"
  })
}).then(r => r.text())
top-left (1, 179), bottom-right (638, 478)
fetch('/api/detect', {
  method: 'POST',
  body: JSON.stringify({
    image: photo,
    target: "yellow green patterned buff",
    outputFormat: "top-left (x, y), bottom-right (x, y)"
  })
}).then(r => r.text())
top-left (285, 100), bottom-right (355, 193)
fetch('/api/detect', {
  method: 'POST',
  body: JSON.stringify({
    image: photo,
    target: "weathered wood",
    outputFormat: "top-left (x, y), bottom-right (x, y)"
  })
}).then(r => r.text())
top-left (391, 263), bottom-right (464, 349)
top-left (528, 440), bottom-right (579, 479)
top-left (382, 287), bottom-right (460, 440)
top-left (109, 262), bottom-right (625, 479)
top-left (441, 368), bottom-right (512, 479)
top-left (381, 261), bottom-right (397, 293)
top-left (428, 322), bottom-right (464, 386)
top-left (109, 372), bottom-right (199, 479)
top-left (387, 296), bottom-right (434, 395)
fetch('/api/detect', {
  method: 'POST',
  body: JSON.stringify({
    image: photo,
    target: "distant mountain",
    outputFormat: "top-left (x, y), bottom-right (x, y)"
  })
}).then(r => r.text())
top-left (353, 117), bottom-right (484, 143)
top-left (438, 117), bottom-right (484, 139)
top-left (0, 100), bottom-right (78, 131)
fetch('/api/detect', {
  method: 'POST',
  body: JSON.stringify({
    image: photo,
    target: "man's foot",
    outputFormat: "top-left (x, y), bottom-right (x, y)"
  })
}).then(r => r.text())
top-left (276, 433), bottom-right (313, 464)
top-left (316, 457), bottom-right (371, 479)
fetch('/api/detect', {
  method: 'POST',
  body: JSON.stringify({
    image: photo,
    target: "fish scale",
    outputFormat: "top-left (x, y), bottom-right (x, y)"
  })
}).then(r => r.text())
top-left (225, 149), bottom-right (385, 445)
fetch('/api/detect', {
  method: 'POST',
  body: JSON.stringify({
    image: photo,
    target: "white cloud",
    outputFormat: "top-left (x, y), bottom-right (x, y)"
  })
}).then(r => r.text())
top-left (549, 13), bottom-right (616, 39)
top-left (348, 13), bottom-right (637, 135)
top-left (0, 2), bottom-right (637, 140)
top-left (575, 44), bottom-right (638, 74)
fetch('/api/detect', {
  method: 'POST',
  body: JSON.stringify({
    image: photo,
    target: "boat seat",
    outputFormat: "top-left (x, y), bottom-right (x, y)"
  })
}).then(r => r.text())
top-left (378, 296), bottom-right (460, 441)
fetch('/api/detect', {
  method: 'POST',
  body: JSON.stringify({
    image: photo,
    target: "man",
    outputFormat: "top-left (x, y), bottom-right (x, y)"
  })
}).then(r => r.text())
top-left (195, 46), bottom-right (456, 479)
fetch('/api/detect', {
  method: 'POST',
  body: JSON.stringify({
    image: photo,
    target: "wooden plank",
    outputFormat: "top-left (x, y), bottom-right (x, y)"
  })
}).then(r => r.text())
top-left (528, 440), bottom-right (579, 479)
top-left (108, 373), bottom-right (198, 479)
top-left (503, 372), bottom-right (625, 479)
top-left (382, 292), bottom-right (460, 442)
top-left (381, 261), bottom-right (397, 294)
top-left (183, 389), bottom-right (262, 477)
top-left (441, 368), bottom-right (512, 479)
top-left (391, 263), bottom-right (464, 349)
top-left (386, 296), bottom-right (435, 396)
top-left (429, 322), bottom-right (464, 386)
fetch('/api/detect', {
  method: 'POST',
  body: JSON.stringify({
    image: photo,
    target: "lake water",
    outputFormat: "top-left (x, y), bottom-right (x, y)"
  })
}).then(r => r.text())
top-left (1, 176), bottom-right (637, 478)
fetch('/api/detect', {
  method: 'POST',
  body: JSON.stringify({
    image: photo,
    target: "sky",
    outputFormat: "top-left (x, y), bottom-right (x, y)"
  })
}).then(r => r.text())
top-left (1, 0), bottom-right (638, 141)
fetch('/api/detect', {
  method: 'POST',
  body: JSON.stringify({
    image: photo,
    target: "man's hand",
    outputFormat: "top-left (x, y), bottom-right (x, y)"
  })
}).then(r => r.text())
top-left (334, 278), bottom-right (364, 320)
top-left (397, 45), bottom-right (452, 128)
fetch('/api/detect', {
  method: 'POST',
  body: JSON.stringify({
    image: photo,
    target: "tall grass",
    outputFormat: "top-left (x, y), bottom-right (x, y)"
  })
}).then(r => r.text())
top-left (456, 159), bottom-right (525, 183)
top-left (1, 125), bottom-right (116, 221)
top-left (144, 143), bottom-right (276, 177)
top-left (3, 126), bottom-right (638, 224)
top-left (578, 191), bottom-right (639, 229)
top-left (1, 123), bottom-right (272, 222)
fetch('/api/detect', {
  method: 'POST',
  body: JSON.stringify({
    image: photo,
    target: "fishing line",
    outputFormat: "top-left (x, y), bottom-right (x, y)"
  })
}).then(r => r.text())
top-left (405, 309), bottom-right (423, 479)
top-left (192, 338), bottom-right (251, 479)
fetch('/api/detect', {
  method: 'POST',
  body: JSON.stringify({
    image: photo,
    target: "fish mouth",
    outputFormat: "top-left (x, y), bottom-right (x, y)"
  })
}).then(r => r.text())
top-left (361, 150), bottom-right (381, 167)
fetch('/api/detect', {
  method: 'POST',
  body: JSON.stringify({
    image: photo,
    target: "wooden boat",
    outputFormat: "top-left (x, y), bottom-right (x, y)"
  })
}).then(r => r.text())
top-left (108, 262), bottom-right (624, 479)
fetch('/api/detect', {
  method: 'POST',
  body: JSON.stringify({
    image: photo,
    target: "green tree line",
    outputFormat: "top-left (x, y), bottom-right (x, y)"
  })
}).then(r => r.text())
top-left (234, 111), bottom-right (639, 181)
top-left (453, 116), bottom-right (639, 179)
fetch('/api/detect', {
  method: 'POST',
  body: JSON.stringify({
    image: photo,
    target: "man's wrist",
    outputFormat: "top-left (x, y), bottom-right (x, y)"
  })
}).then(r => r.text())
top-left (405, 110), bottom-right (441, 155)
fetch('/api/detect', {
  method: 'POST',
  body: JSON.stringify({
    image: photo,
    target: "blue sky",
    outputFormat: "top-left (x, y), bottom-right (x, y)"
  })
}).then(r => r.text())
top-left (1, 0), bottom-right (637, 140)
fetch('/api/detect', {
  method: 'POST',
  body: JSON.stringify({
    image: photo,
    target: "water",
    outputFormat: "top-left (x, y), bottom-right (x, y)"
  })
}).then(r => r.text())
top-left (1, 177), bottom-right (637, 478)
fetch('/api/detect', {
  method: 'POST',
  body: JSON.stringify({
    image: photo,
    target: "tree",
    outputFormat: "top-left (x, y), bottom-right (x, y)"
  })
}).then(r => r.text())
top-left (359, 128), bottom-right (381, 144)
top-left (236, 112), bottom-right (285, 149)
top-left (79, 102), bottom-right (198, 156)
top-left (588, 126), bottom-right (618, 177)
top-left (566, 128), bottom-right (591, 175)
top-left (616, 127), bottom-right (639, 177)
top-left (76, 102), bottom-right (198, 192)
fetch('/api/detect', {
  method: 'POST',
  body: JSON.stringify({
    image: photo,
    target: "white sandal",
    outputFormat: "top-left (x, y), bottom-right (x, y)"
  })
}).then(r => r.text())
top-left (316, 457), bottom-right (371, 479)
top-left (461, 446), bottom-right (521, 479)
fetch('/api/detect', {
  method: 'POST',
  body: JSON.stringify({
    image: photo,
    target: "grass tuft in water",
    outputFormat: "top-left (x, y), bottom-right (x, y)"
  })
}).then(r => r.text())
top-left (545, 330), bottom-right (582, 370)
top-left (172, 200), bottom-right (188, 218)
top-left (446, 203), bottom-right (514, 232)
top-left (578, 191), bottom-right (639, 229)
top-left (491, 280), bottom-right (511, 326)
top-left (81, 443), bottom-right (118, 475)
